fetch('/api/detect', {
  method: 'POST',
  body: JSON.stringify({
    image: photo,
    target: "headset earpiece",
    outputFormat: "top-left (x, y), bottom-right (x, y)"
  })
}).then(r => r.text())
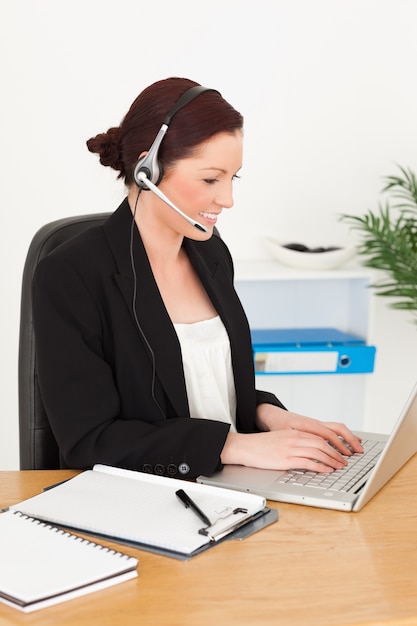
top-left (133, 85), bottom-right (218, 189)
top-left (133, 125), bottom-right (167, 187)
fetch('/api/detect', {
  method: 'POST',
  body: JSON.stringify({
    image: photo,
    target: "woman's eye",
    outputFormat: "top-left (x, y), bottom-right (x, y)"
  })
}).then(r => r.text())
top-left (204, 175), bottom-right (241, 185)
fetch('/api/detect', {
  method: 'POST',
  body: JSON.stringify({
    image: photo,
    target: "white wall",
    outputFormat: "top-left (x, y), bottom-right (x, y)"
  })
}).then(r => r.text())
top-left (1, 0), bottom-right (417, 469)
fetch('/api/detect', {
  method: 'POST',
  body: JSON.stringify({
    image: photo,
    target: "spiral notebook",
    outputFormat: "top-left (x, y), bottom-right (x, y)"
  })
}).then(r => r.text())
top-left (0, 510), bottom-right (138, 613)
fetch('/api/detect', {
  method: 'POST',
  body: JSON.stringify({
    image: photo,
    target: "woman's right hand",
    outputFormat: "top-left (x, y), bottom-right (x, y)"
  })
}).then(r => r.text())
top-left (220, 430), bottom-right (349, 473)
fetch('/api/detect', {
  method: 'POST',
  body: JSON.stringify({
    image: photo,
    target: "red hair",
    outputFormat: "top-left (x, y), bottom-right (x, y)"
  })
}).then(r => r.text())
top-left (87, 77), bottom-right (243, 185)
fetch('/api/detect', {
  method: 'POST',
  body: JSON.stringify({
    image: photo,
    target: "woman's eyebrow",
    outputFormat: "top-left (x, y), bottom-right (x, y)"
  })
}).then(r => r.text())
top-left (198, 166), bottom-right (242, 174)
top-left (198, 167), bottom-right (226, 173)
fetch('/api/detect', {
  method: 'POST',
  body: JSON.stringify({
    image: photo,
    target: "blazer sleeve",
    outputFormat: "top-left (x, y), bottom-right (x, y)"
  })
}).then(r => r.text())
top-left (256, 389), bottom-right (286, 410)
top-left (32, 252), bottom-right (230, 478)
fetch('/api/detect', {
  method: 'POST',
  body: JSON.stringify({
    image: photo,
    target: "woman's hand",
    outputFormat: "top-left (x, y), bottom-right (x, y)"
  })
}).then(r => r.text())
top-left (220, 404), bottom-right (363, 474)
top-left (256, 403), bottom-right (363, 457)
top-left (221, 429), bottom-right (353, 473)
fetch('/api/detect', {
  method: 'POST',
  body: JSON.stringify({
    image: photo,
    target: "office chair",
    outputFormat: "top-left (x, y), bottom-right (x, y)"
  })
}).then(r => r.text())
top-left (18, 213), bottom-right (110, 469)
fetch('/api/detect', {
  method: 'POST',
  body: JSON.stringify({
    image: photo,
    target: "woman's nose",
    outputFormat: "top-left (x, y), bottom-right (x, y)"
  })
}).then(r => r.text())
top-left (215, 183), bottom-right (234, 209)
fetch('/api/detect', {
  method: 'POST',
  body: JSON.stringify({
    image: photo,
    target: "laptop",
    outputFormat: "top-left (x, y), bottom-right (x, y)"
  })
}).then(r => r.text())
top-left (197, 382), bottom-right (417, 511)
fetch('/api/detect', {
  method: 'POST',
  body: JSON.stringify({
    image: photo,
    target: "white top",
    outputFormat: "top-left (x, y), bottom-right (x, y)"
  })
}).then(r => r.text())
top-left (173, 316), bottom-right (237, 432)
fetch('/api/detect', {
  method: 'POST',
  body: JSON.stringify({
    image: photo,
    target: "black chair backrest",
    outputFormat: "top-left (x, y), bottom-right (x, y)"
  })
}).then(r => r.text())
top-left (19, 213), bottom-right (110, 469)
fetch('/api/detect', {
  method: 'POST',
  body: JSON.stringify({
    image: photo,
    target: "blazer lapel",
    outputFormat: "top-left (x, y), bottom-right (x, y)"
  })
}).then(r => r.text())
top-left (103, 200), bottom-right (189, 417)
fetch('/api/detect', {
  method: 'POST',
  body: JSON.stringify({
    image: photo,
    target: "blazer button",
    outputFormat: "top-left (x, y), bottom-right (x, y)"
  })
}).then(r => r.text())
top-left (142, 464), bottom-right (153, 473)
top-left (178, 463), bottom-right (190, 475)
top-left (154, 464), bottom-right (165, 475)
top-left (167, 464), bottom-right (177, 476)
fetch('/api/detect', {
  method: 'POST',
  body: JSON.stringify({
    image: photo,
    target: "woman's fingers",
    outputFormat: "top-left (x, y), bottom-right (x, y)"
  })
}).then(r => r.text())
top-left (291, 434), bottom-right (347, 470)
top-left (289, 415), bottom-right (364, 456)
top-left (319, 423), bottom-right (363, 455)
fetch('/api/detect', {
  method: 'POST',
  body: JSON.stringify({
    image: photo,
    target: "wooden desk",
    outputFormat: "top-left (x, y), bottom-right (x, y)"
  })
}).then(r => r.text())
top-left (1, 459), bottom-right (417, 626)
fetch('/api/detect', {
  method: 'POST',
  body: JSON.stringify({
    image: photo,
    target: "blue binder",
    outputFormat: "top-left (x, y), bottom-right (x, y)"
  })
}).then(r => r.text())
top-left (251, 327), bottom-right (376, 375)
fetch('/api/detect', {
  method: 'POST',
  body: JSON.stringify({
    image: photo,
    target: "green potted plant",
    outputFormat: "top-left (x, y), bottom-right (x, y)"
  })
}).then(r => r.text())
top-left (341, 165), bottom-right (417, 323)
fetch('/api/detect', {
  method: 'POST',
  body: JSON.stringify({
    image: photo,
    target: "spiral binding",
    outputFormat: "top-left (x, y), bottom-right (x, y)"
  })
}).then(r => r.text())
top-left (12, 511), bottom-right (132, 560)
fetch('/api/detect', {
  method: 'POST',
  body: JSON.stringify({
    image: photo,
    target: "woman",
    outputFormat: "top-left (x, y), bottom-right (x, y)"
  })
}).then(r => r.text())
top-left (33, 77), bottom-right (362, 477)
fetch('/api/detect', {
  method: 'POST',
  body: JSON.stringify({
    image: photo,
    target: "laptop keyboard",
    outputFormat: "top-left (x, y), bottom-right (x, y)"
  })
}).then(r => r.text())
top-left (277, 439), bottom-right (385, 493)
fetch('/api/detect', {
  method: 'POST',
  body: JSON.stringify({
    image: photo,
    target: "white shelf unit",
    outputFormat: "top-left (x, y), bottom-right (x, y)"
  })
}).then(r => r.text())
top-left (234, 260), bottom-right (375, 430)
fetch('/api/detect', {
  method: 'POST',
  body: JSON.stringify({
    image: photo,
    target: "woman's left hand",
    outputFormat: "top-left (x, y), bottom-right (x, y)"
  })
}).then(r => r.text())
top-left (256, 403), bottom-right (363, 457)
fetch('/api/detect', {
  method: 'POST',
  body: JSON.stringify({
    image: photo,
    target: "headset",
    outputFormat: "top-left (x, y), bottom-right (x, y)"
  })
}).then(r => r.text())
top-left (133, 85), bottom-right (219, 233)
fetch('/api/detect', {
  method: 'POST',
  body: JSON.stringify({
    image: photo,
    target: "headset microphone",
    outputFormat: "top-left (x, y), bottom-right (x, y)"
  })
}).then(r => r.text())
top-left (135, 171), bottom-right (208, 233)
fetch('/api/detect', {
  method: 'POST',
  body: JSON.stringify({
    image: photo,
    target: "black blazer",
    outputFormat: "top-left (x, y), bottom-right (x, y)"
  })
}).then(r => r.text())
top-left (33, 199), bottom-right (284, 477)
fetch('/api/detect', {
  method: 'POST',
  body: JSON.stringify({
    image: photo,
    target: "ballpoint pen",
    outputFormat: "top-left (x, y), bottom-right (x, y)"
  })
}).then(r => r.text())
top-left (175, 489), bottom-right (211, 527)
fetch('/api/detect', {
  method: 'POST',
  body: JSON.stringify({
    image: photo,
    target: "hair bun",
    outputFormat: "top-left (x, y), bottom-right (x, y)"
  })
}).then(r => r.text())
top-left (86, 127), bottom-right (124, 175)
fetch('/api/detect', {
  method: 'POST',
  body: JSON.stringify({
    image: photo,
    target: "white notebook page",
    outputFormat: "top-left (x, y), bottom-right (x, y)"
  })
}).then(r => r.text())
top-left (11, 465), bottom-right (266, 555)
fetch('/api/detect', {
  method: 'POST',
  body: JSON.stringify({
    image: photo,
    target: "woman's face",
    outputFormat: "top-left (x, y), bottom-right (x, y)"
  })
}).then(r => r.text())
top-left (157, 130), bottom-right (243, 236)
